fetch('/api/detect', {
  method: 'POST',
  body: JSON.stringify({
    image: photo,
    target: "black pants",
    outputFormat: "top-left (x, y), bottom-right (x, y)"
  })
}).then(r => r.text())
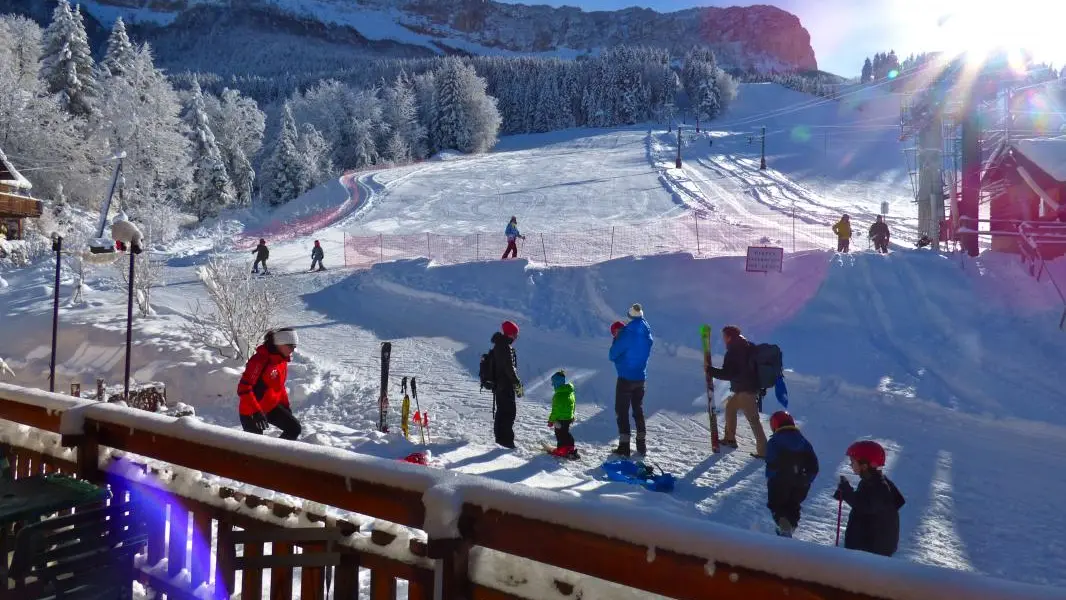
top-left (240, 404), bottom-right (302, 441)
top-left (767, 477), bottom-right (810, 528)
top-left (310, 258), bottom-right (324, 270)
top-left (615, 378), bottom-right (646, 445)
top-left (553, 419), bottom-right (575, 448)
top-left (501, 239), bottom-right (518, 259)
top-left (836, 238), bottom-right (850, 253)
top-left (872, 237), bottom-right (888, 253)
top-left (252, 258), bottom-right (268, 272)
top-left (493, 386), bottom-right (517, 448)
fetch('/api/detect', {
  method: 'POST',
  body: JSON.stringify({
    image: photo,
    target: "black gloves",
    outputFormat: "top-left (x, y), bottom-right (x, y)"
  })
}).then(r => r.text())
top-left (251, 411), bottom-right (269, 432)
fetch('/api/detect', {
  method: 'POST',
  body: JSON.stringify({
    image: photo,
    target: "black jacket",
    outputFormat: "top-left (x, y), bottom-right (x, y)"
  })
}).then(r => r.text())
top-left (490, 332), bottom-right (519, 392)
top-left (869, 221), bottom-right (889, 240)
top-left (836, 470), bottom-right (905, 556)
top-left (253, 243), bottom-right (269, 261)
top-left (707, 336), bottom-right (759, 393)
top-left (312, 245), bottom-right (324, 260)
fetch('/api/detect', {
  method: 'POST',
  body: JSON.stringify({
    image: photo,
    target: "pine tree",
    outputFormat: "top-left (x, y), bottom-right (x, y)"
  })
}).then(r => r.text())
top-left (297, 123), bottom-right (333, 187)
top-left (434, 58), bottom-right (471, 152)
top-left (381, 73), bottom-right (426, 161)
top-left (183, 79), bottom-right (234, 220)
top-left (103, 16), bottom-right (135, 77)
top-left (39, 0), bottom-right (99, 118)
top-left (861, 58), bottom-right (873, 83)
top-left (266, 103), bottom-right (305, 206)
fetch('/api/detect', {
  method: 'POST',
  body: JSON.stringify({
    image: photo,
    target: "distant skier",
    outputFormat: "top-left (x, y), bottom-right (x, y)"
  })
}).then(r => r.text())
top-left (832, 214), bottom-right (852, 253)
top-left (835, 440), bottom-right (906, 556)
top-left (310, 240), bottom-right (325, 271)
top-left (547, 370), bottom-right (579, 459)
top-left (705, 325), bottom-right (768, 458)
top-left (490, 320), bottom-right (523, 448)
top-left (868, 216), bottom-right (890, 254)
top-left (237, 327), bottom-right (302, 441)
top-left (609, 304), bottom-right (653, 457)
top-left (501, 216), bottom-right (526, 259)
top-left (252, 238), bottom-right (269, 274)
top-left (764, 411), bottom-right (819, 538)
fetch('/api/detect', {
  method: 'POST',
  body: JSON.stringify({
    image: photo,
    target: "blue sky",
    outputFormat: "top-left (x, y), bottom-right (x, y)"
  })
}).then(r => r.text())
top-left (497, 1), bottom-right (1036, 77)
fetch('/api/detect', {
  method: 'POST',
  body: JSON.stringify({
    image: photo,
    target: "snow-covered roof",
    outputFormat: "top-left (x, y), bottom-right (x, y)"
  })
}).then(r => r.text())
top-left (0, 146), bottom-right (31, 190)
top-left (1014, 137), bottom-right (1066, 183)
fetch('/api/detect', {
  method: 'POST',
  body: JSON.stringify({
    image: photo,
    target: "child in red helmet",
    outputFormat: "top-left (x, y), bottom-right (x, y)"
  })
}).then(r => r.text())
top-left (764, 411), bottom-right (819, 538)
top-left (834, 440), bottom-right (906, 556)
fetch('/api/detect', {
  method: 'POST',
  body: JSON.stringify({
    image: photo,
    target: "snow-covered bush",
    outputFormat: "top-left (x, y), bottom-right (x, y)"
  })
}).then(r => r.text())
top-left (185, 255), bottom-right (279, 360)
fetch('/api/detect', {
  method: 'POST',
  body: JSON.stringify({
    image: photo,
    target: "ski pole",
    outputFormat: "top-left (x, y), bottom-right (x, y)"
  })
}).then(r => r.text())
top-left (835, 477), bottom-right (845, 546)
top-left (412, 377), bottom-right (426, 445)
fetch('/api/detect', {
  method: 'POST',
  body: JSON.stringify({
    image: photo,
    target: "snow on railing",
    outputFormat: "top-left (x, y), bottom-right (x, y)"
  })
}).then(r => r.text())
top-left (1017, 221), bottom-right (1066, 329)
top-left (1, 382), bottom-right (1063, 600)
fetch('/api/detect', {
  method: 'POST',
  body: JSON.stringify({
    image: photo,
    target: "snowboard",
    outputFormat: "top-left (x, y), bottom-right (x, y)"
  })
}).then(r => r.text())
top-left (379, 342), bottom-right (391, 433)
top-left (699, 324), bottom-right (720, 453)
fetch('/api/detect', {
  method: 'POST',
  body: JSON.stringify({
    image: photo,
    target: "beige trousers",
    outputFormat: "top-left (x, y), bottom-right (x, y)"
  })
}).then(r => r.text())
top-left (724, 391), bottom-right (768, 456)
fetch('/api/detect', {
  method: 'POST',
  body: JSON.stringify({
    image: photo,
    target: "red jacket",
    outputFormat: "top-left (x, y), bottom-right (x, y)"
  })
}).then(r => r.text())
top-left (237, 345), bottom-right (290, 415)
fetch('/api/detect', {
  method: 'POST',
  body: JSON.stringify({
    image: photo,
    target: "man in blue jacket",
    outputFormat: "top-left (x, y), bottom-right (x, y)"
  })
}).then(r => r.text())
top-left (609, 303), bottom-right (653, 457)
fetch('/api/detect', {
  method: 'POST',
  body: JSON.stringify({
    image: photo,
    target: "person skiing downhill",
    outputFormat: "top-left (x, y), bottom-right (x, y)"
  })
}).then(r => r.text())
top-left (237, 328), bottom-right (302, 440)
top-left (490, 320), bottom-right (523, 448)
top-left (547, 370), bottom-right (579, 459)
top-left (501, 216), bottom-right (525, 259)
top-left (868, 216), bottom-right (890, 254)
top-left (764, 411), bottom-right (819, 537)
top-left (252, 238), bottom-right (269, 274)
top-left (835, 440), bottom-right (906, 556)
top-left (609, 304), bottom-right (653, 457)
top-left (310, 240), bottom-right (325, 271)
top-left (832, 215), bottom-right (852, 253)
top-left (705, 325), bottom-right (768, 458)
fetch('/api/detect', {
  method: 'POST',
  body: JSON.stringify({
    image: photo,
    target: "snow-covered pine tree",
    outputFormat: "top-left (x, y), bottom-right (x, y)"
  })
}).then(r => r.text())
top-left (183, 79), bottom-right (234, 220)
top-left (433, 58), bottom-right (472, 153)
top-left (102, 16), bottom-right (135, 77)
top-left (381, 73), bottom-right (426, 162)
top-left (296, 122), bottom-right (333, 189)
top-left (203, 88), bottom-right (264, 207)
top-left (39, 0), bottom-right (99, 118)
top-left (861, 58), bottom-right (873, 83)
top-left (266, 103), bottom-right (305, 206)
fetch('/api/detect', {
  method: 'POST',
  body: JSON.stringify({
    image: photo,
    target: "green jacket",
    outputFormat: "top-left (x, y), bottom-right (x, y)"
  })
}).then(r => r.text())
top-left (548, 383), bottom-right (576, 422)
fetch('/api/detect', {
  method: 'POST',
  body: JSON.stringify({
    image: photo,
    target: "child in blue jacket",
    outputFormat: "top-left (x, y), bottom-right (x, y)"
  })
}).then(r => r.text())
top-left (765, 411), bottom-right (819, 537)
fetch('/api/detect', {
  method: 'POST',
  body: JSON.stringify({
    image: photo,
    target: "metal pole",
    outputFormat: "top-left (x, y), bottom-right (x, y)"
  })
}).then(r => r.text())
top-left (475, 233), bottom-right (479, 261)
top-left (49, 235), bottom-right (62, 392)
top-left (792, 199), bottom-right (797, 254)
top-left (540, 233), bottom-right (548, 265)
top-left (675, 126), bottom-right (682, 169)
top-left (123, 250), bottom-right (135, 403)
top-left (694, 212), bottom-right (701, 254)
top-left (760, 126), bottom-right (767, 170)
top-left (609, 227), bottom-right (615, 260)
top-left (426, 232), bottom-right (431, 260)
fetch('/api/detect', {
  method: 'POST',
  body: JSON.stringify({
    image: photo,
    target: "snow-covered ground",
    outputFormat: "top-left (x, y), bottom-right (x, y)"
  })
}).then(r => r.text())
top-left (3, 83), bottom-right (1066, 590)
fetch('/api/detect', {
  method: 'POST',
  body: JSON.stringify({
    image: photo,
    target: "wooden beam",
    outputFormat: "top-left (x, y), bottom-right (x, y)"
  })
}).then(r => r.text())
top-left (90, 419), bottom-right (425, 528)
top-left (0, 398), bottom-right (62, 432)
top-left (465, 508), bottom-right (888, 600)
top-left (1017, 165), bottom-right (1060, 213)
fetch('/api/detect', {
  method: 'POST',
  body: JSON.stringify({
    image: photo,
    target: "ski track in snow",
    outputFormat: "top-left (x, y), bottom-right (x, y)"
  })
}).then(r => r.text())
top-left (4, 83), bottom-right (1066, 589)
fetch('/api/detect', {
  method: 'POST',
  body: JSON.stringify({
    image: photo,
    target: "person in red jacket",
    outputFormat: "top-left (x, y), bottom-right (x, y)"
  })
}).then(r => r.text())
top-left (237, 327), bottom-right (302, 440)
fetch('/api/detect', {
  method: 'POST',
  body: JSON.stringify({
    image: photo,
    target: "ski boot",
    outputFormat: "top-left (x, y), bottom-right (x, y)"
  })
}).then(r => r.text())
top-left (635, 438), bottom-right (647, 457)
top-left (610, 440), bottom-right (631, 458)
top-left (775, 516), bottom-right (794, 538)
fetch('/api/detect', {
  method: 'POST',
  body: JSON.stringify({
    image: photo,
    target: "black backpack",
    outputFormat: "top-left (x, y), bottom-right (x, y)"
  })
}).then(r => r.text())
top-left (479, 350), bottom-right (496, 392)
top-left (749, 343), bottom-right (783, 391)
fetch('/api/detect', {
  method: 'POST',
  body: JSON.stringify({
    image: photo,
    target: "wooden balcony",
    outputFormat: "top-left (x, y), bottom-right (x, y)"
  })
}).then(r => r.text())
top-left (0, 382), bottom-right (1059, 600)
top-left (0, 191), bottom-right (43, 218)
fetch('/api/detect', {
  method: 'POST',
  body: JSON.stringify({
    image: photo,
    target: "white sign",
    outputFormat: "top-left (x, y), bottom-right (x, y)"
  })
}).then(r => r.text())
top-left (881, 201), bottom-right (889, 215)
top-left (746, 246), bottom-right (784, 273)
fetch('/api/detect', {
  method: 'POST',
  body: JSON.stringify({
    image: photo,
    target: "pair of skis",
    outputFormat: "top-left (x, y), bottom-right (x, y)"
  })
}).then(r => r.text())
top-left (379, 343), bottom-right (428, 443)
top-left (699, 324), bottom-right (721, 454)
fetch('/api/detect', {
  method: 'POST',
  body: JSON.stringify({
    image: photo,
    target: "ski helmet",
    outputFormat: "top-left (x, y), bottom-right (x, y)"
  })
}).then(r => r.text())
top-left (846, 440), bottom-right (886, 467)
top-left (501, 320), bottom-right (519, 338)
top-left (610, 321), bottom-right (625, 337)
top-left (769, 411), bottom-right (794, 432)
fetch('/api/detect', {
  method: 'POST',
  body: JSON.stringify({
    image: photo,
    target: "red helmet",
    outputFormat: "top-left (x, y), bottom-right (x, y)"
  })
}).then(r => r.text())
top-left (610, 320), bottom-right (625, 337)
top-left (769, 411), bottom-right (794, 431)
top-left (501, 320), bottom-right (519, 338)
top-left (846, 440), bottom-right (886, 467)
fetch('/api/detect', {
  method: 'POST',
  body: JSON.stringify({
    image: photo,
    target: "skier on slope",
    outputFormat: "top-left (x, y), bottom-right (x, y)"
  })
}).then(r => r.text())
top-left (832, 214), bottom-right (852, 253)
top-left (764, 411), bottom-right (819, 538)
top-left (237, 327), bottom-right (302, 441)
top-left (490, 320), bottom-right (523, 448)
top-left (310, 240), bottom-right (325, 271)
top-left (609, 304), bottom-right (653, 457)
top-left (252, 238), bottom-right (270, 274)
top-left (835, 440), bottom-right (905, 556)
top-left (501, 216), bottom-right (525, 260)
top-left (705, 325), bottom-right (768, 458)
top-left (868, 216), bottom-right (890, 254)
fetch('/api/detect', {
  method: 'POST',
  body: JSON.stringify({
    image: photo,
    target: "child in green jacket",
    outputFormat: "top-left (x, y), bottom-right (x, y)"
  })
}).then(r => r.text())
top-left (548, 370), bottom-right (579, 459)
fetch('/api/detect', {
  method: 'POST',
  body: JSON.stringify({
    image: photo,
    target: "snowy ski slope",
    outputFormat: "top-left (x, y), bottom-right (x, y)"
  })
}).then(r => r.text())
top-left (3, 83), bottom-right (1065, 589)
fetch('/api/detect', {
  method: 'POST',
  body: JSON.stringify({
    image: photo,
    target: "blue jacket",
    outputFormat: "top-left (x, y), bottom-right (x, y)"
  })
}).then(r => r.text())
top-left (609, 318), bottom-right (653, 381)
top-left (765, 426), bottom-right (819, 484)
top-left (505, 222), bottom-right (520, 240)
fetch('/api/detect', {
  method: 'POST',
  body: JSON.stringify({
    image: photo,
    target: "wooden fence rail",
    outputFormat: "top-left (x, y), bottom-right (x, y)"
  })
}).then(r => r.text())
top-left (1, 385), bottom-right (1062, 600)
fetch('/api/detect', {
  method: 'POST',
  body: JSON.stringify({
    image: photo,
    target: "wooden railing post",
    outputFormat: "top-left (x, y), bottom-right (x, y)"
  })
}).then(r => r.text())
top-left (428, 537), bottom-right (471, 600)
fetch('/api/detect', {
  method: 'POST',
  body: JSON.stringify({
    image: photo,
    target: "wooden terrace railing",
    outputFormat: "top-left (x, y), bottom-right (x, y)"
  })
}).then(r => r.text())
top-left (0, 382), bottom-right (1061, 600)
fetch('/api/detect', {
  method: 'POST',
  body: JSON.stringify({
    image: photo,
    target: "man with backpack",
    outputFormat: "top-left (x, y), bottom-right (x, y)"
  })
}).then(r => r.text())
top-left (480, 320), bottom-right (523, 448)
top-left (705, 325), bottom-right (769, 458)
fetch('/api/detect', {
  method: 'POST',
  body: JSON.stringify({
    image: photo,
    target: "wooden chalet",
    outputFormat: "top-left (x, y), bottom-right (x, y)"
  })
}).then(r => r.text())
top-left (0, 146), bottom-right (42, 240)
top-left (984, 136), bottom-right (1066, 258)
